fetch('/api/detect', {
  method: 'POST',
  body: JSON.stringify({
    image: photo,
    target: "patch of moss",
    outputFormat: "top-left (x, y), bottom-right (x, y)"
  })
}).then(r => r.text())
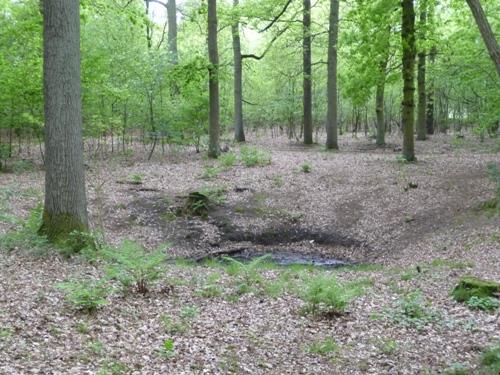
top-left (38, 210), bottom-right (88, 248)
top-left (452, 276), bottom-right (500, 302)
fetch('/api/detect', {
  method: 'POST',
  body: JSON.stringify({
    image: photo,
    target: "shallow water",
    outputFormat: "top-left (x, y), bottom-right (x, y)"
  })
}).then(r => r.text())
top-left (207, 251), bottom-right (350, 268)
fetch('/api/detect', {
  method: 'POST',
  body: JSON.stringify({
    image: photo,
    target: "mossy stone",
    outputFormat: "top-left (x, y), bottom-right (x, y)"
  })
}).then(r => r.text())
top-left (452, 276), bottom-right (500, 302)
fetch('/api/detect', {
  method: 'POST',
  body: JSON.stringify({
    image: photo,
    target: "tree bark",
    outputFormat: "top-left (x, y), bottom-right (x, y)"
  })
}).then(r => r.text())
top-left (401, 0), bottom-right (416, 161)
top-left (426, 45), bottom-right (436, 135)
top-left (40, 0), bottom-right (88, 242)
top-left (232, 0), bottom-right (245, 142)
top-left (466, 0), bottom-right (500, 77)
top-left (416, 3), bottom-right (427, 141)
top-left (302, 0), bottom-right (313, 145)
top-left (325, 0), bottom-right (339, 149)
top-left (145, 0), bottom-right (152, 48)
top-left (375, 29), bottom-right (390, 147)
top-left (375, 80), bottom-right (386, 146)
top-left (166, 0), bottom-right (178, 65)
top-left (207, 0), bottom-right (220, 158)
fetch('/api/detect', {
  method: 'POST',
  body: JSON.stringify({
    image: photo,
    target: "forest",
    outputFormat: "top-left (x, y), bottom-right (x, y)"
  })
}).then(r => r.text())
top-left (0, 0), bottom-right (499, 373)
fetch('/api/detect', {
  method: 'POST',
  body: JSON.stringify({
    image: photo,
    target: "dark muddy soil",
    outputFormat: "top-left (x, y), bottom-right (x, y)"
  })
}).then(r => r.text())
top-left (122, 189), bottom-right (367, 263)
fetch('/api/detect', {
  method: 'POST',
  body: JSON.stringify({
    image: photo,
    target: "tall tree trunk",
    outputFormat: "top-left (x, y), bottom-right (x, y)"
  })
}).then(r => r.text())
top-left (466, 0), bottom-right (500, 76)
top-left (167, 0), bottom-right (179, 95)
top-left (122, 101), bottom-right (128, 152)
top-left (207, 0), bottom-right (220, 158)
top-left (166, 0), bottom-right (178, 64)
top-left (375, 32), bottom-right (390, 147)
top-left (232, 0), bottom-right (245, 142)
top-left (325, 0), bottom-right (339, 150)
top-left (375, 80), bottom-right (386, 146)
top-left (145, 0), bottom-right (152, 48)
top-left (8, 124), bottom-right (12, 158)
top-left (302, 0), bottom-right (313, 145)
top-left (416, 2), bottom-right (427, 141)
top-left (426, 45), bottom-right (436, 134)
top-left (401, 0), bottom-right (416, 161)
top-left (40, 0), bottom-right (88, 242)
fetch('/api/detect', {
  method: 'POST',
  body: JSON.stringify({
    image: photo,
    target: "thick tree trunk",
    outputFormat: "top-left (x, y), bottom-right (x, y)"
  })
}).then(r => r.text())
top-left (302, 0), bottom-right (313, 145)
top-left (466, 0), bottom-right (500, 77)
top-left (40, 0), bottom-right (88, 242)
top-left (325, 0), bottom-right (339, 150)
top-left (416, 4), bottom-right (427, 141)
top-left (207, 0), bottom-right (220, 158)
top-left (232, 0), bottom-right (245, 142)
top-left (401, 0), bottom-right (416, 161)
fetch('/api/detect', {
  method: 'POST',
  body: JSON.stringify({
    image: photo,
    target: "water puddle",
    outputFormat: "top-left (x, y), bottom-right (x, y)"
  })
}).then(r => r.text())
top-left (199, 250), bottom-right (350, 268)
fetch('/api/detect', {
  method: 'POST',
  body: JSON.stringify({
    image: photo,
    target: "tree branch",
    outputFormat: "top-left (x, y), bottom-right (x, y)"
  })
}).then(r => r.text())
top-left (242, 25), bottom-right (289, 60)
top-left (259, 0), bottom-right (293, 33)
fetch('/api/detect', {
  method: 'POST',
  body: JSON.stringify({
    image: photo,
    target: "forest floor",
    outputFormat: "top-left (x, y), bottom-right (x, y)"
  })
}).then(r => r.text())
top-left (0, 133), bottom-right (499, 374)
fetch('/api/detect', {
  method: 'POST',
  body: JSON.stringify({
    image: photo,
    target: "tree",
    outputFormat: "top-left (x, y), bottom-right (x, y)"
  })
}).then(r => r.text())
top-left (302, 0), bottom-right (313, 145)
top-left (40, 0), bottom-right (88, 242)
top-left (325, 0), bottom-right (339, 149)
top-left (150, 0), bottom-right (179, 94)
top-left (207, 0), bottom-right (220, 158)
top-left (341, 0), bottom-right (399, 146)
top-left (416, 0), bottom-right (427, 141)
top-left (401, 0), bottom-right (416, 161)
top-left (166, 0), bottom-right (178, 65)
top-left (426, 45), bottom-right (436, 135)
top-left (466, 0), bottom-right (500, 77)
top-left (145, 0), bottom-right (153, 48)
top-left (235, 0), bottom-right (294, 142)
top-left (232, 0), bottom-right (245, 142)
top-left (375, 27), bottom-right (390, 147)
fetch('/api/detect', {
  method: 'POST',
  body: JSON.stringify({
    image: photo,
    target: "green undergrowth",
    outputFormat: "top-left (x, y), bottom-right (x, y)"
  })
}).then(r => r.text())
top-left (161, 306), bottom-right (199, 335)
top-left (183, 256), bottom-right (374, 314)
top-left (102, 240), bottom-right (167, 294)
top-left (199, 147), bottom-right (271, 179)
top-left (0, 208), bottom-right (378, 320)
top-left (429, 259), bottom-right (475, 270)
top-left (307, 338), bottom-right (339, 356)
top-left (480, 345), bottom-right (500, 374)
top-left (385, 290), bottom-right (441, 330)
top-left (300, 273), bottom-right (367, 316)
top-left (57, 278), bottom-right (111, 313)
top-left (452, 276), bottom-right (500, 312)
top-left (443, 345), bottom-right (500, 375)
top-left (0, 202), bottom-right (106, 258)
top-left (57, 240), bottom-right (169, 311)
top-left (477, 163), bottom-right (500, 216)
top-left (240, 146), bottom-right (271, 167)
top-left (0, 203), bottom-right (49, 255)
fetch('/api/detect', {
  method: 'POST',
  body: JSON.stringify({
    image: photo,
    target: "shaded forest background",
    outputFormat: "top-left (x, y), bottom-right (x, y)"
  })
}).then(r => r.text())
top-left (0, 0), bottom-right (498, 163)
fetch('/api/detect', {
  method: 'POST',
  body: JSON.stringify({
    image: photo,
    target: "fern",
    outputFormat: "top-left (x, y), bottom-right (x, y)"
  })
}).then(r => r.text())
top-left (102, 240), bottom-right (167, 294)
